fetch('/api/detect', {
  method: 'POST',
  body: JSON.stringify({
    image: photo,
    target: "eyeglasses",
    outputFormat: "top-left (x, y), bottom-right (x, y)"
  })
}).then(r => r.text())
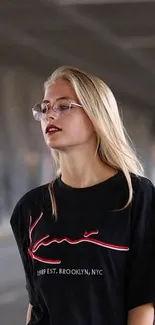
top-left (32, 98), bottom-right (82, 121)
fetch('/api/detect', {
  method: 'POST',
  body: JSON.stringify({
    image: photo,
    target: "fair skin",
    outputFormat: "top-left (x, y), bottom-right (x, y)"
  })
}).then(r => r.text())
top-left (127, 304), bottom-right (154, 325)
top-left (26, 303), bottom-right (32, 324)
top-left (41, 79), bottom-right (116, 188)
top-left (27, 79), bottom-right (154, 324)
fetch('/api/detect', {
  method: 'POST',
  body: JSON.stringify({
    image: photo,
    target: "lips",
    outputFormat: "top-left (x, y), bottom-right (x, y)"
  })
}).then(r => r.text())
top-left (45, 124), bottom-right (62, 134)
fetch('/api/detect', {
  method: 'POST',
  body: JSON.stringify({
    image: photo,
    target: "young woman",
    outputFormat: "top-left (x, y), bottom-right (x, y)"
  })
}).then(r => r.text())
top-left (10, 66), bottom-right (155, 325)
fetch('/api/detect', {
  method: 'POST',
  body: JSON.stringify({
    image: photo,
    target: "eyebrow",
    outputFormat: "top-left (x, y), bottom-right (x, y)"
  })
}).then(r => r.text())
top-left (42, 96), bottom-right (71, 104)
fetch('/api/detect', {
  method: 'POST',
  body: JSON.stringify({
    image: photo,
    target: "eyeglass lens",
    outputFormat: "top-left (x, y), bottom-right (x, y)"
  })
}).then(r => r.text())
top-left (32, 99), bottom-right (71, 121)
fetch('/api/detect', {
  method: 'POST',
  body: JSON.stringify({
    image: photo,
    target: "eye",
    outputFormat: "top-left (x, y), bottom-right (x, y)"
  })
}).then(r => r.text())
top-left (56, 99), bottom-right (70, 111)
top-left (41, 102), bottom-right (49, 114)
top-left (41, 107), bottom-right (46, 114)
top-left (59, 104), bottom-right (70, 111)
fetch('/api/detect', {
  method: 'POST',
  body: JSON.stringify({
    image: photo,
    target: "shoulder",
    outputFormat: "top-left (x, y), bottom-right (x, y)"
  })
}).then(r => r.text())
top-left (19, 183), bottom-right (50, 206)
top-left (10, 183), bottom-right (49, 230)
top-left (130, 174), bottom-right (155, 225)
top-left (131, 174), bottom-right (155, 201)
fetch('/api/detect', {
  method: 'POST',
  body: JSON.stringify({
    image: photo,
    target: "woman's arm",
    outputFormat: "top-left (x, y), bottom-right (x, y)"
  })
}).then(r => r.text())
top-left (10, 199), bottom-right (38, 322)
top-left (127, 303), bottom-right (154, 325)
top-left (26, 303), bottom-right (33, 325)
top-left (126, 178), bottom-right (155, 317)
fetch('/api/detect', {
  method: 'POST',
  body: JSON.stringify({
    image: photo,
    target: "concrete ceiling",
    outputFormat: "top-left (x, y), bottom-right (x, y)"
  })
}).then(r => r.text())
top-left (0, 0), bottom-right (155, 110)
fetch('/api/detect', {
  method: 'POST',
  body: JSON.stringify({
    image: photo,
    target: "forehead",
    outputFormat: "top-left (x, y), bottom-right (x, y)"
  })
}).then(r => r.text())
top-left (44, 79), bottom-right (78, 103)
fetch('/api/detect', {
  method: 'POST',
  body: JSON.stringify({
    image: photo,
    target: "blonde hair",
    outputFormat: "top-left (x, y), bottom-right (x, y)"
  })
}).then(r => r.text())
top-left (44, 66), bottom-right (144, 216)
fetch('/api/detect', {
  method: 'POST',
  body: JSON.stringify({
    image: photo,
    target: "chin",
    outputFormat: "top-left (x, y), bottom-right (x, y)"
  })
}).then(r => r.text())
top-left (46, 140), bottom-right (68, 151)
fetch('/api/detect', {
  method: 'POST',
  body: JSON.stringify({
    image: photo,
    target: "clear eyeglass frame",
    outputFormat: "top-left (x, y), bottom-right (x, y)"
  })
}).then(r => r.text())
top-left (32, 99), bottom-right (82, 121)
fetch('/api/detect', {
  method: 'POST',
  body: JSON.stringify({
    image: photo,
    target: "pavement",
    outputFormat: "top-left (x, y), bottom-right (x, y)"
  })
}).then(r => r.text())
top-left (0, 225), bottom-right (28, 325)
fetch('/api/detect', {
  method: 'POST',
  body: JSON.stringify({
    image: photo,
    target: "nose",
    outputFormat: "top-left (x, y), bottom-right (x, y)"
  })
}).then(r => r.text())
top-left (46, 107), bottom-right (59, 121)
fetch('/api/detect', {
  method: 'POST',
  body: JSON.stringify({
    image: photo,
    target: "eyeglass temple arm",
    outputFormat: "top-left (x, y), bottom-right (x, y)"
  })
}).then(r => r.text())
top-left (71, 102), bottom-right (83, 107)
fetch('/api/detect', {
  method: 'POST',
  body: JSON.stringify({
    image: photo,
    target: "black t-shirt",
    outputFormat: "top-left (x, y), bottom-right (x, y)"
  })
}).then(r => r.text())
top-left (10, 171), bottom-right (155, 325)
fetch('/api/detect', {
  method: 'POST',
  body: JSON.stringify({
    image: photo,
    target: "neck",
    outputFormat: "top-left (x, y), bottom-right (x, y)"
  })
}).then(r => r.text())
top-left (59, 148), bottom-right (116, 188)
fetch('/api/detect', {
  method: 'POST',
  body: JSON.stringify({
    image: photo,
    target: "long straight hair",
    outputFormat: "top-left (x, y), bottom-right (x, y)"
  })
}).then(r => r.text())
top-left (44, 66), bottom-right (144, 217)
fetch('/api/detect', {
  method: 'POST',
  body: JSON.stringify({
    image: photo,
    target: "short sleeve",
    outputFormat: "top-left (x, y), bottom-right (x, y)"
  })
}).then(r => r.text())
top-left (10, 199), bottom-right (37, 306)
top-left (126, 177), bottom-right (155, 311)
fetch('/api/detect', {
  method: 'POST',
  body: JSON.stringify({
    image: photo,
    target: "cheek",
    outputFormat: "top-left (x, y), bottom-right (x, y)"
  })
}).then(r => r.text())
top-left (68, 113), bottom-right (94, 139)
top-left (40, 121), bottom-right (47, 141)
top-left (41, 121), bottom-right (46, 133)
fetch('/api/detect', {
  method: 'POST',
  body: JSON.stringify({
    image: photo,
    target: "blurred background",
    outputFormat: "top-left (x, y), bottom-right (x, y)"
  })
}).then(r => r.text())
top-left (0, 0), bottom-right (155, 324)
